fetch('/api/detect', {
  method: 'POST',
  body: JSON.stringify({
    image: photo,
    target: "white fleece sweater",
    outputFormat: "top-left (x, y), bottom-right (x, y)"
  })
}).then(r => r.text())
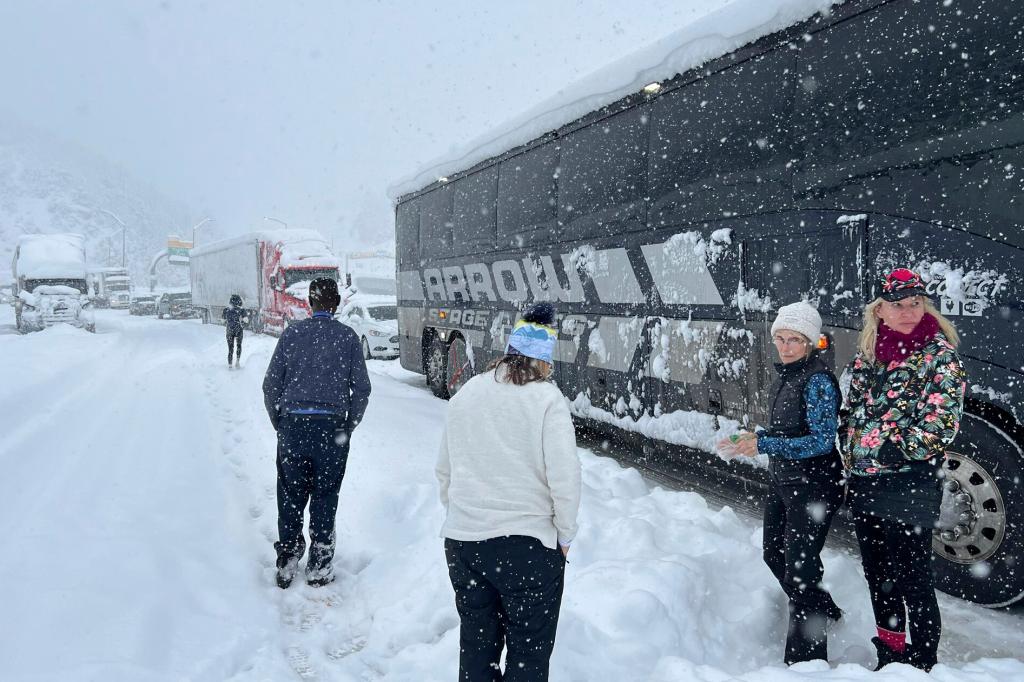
top-left (436, 368), bottom-right (581, 550)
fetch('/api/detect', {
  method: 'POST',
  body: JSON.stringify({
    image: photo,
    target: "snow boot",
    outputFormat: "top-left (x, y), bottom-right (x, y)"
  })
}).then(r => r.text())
top-left (871, 636), bottom-right (906, 670)
top-left (904, 645), bottom-right (937, 672)
top-left (276, 556), bottom-right (299, 589)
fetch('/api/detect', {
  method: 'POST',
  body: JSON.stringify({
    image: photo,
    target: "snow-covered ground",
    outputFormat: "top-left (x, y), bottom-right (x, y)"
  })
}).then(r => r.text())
top-left (0, 306), bottom-right (1021, 681)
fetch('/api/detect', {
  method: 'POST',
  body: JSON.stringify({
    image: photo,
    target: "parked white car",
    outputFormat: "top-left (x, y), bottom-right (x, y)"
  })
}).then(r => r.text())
top-left (338, 298), bottom-right (398, 360)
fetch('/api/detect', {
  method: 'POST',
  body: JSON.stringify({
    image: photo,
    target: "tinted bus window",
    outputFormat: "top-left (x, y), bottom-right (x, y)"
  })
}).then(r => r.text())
top-left (650, 49), bottom-right (796, 228)
top-left (452, 166), bottom-right (498, 256)
top-left (798, 0), bottom-right (1020, 168)
top-left (396, 199), bottom-right (421, 267)
top-left (497, 143), bottom-right (559, 247)
top-left (559, 106), bottom-right (648, 239)
top-left (419, 185), bottom-right (454, 259)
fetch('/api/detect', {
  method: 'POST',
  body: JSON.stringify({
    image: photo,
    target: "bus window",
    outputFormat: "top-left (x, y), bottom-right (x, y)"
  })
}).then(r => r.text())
top-left (497, 142), bottom-right (559, 248)
top-left (396, 199), bottom-right (421, 268)
top-left (452, 166), bottom-right (498, 256)
top-left (419, 185), bottom-right (454, 259)
top-left (559, 106), bottom-right (649, 240)
top-left (649, 49), bottom-right (796, 228)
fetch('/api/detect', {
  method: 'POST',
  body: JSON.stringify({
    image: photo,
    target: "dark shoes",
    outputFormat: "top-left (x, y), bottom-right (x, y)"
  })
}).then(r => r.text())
top-left (872, 637), bottom-right (936, 672)
top-left (276, 556), bottom-right (299, 589)
top-left (306, 573), bottom-right (335, 588)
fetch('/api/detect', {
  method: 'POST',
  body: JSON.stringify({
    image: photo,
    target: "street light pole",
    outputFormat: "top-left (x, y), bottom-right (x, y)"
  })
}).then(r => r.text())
top-left (99, 209), bottom-right (127, 267)
top-left (263, 216), bottom-right (288, 230)
top-left (191, 217), bottom-right (213, 247)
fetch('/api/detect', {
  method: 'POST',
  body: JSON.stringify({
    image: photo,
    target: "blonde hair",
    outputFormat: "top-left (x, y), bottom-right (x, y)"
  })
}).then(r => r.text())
top-left (857, 297), bottom-right (960, 362)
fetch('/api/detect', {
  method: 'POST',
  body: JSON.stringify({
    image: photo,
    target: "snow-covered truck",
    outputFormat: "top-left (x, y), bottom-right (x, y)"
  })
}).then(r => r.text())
top-left (190, 230), bottom-right (340, 334)
top-left (12, 233), bottom-right (95, 333)
top-left (90, 267), bottom-right (133, 309)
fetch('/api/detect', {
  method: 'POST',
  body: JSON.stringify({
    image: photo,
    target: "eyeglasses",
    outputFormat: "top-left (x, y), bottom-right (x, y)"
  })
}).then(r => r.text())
top-left (773, 335), bottom-right (808, 347)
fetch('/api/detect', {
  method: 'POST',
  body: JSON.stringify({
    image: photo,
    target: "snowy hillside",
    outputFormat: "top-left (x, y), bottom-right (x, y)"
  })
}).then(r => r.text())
top-left (0, 116), bottom-right (192, 286)
top-left (0, 306), bottom-right (1020, 681)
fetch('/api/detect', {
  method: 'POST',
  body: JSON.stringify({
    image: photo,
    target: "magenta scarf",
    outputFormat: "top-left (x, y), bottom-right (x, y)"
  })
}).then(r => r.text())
top-left (875, 313), bottom-right (940, 364)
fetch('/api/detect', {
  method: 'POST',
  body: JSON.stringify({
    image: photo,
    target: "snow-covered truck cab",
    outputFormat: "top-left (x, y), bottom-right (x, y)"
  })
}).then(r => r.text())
top-left (12, 234), bottom-right (95, 333)
top-left (260, 236), bottom-right (340, 334)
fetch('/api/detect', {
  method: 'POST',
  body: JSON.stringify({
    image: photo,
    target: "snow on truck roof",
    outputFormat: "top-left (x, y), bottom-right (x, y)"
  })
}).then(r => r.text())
top-left (14, 233), bottom-right (88, 279)
top-left (389, 0), bottom-right (841, 200)
top-left (190, 229), bottom-right (341, 268)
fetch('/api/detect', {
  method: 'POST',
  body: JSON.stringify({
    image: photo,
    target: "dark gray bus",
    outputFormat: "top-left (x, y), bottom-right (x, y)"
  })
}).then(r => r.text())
top-left (394, 0), bottom-right (1023, 607)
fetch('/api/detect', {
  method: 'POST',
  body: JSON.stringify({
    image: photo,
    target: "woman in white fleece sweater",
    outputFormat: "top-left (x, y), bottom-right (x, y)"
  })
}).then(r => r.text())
top-left (436, 302), bottom-right (581, 682)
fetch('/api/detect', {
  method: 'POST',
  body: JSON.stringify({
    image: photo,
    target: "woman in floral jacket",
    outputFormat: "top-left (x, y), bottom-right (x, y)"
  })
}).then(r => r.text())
top-left (841, 268), bottom-right (966, 672)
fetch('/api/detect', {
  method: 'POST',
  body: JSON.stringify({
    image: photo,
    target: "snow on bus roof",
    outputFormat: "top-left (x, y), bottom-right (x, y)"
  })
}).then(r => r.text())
top-left (190, 229), bottom-right (341, 268)
top-left (389, 0), bottom-right (841, 201)
top-left (15, 233), bottom-right (88, 279)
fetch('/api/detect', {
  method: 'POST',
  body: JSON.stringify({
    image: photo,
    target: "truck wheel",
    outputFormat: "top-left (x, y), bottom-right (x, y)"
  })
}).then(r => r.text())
top-left (445, 336), bottom-right (473, 396)
top-left (932, 413), bottom-right (1024, 607)
top-left (425, 336), bottom-right (450, 399)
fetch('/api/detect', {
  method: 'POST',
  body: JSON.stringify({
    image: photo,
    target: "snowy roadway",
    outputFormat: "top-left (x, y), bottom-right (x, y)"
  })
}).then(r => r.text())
top-left (0, 307), bottom-right (1021, 682)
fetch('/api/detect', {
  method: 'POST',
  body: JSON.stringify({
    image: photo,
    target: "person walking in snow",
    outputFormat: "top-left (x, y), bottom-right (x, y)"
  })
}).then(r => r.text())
top-left (262, 277), bottom-right (371, 589)
top-left (222, 294), bottom-right (248, 368)
top-left (436, 301), bottom-right (581, 682)
top-left (717, 301), bottom-right (844, 665)
top-left (840, 268), bottom-right (965, 672)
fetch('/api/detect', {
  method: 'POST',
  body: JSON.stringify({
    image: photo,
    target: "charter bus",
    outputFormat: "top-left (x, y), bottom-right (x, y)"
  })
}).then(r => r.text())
top-left (393, 0), bottom-right (1023, 607)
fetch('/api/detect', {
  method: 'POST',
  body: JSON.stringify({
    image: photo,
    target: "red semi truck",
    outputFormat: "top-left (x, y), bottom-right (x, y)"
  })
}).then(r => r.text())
top-left (190, 230), bottom-right (340, 334)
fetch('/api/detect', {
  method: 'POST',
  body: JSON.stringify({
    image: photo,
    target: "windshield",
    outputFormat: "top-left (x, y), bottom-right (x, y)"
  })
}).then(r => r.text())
top-left (24, 278), bottom-right (88, 295)
top-left (166, 294), bottom-right (191, 302)
top-left (367, 305), bottom-right (397, 321)
top-left (284, 268), bottom-right (338, 287)
top-left (352, 276), bottom-right (396, 296)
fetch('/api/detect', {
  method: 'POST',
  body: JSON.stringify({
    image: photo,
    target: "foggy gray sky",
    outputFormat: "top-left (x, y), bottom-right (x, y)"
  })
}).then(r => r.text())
top-left (0, 0), bottom-right (726, 249)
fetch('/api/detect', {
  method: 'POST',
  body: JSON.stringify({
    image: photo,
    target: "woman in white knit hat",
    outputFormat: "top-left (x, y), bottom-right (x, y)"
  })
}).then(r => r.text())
top-left (718, 301), bottom-right (844, 665)
top-left (436, 301), bottom-right (581, 682)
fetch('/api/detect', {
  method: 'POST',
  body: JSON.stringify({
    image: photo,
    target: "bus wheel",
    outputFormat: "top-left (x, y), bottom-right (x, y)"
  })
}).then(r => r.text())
top-left (932, 414), bottom-right (1024, 607)
top-left (446, 336), bottom-right (473, 396)
top-left (426, 336), bottom-right (450, 399)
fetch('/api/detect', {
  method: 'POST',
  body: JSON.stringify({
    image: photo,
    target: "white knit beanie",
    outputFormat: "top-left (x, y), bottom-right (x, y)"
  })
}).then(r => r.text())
top-left (771, 301), bottom-right (822, 343)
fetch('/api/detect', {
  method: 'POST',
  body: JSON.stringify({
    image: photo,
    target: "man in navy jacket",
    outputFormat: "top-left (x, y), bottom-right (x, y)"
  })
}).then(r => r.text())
top-left (262, 277), bottom-right (371, 588)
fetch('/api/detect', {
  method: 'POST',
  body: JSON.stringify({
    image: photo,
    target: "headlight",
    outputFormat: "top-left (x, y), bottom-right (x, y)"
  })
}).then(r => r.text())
top-left (368, 329), bottom-right (388, 337)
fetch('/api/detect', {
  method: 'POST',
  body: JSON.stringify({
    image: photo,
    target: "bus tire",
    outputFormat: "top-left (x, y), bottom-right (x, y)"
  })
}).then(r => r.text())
top-left (932, 413), bottom-right (1024, 607)
top-left (426, 336), bottom-right (450, 399)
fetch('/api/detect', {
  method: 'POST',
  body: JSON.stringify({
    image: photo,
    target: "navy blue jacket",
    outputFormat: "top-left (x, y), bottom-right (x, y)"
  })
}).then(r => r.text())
top-left (262, 315), bottom-right (371, 432)
top-left (222, 306), bottom-right (248, 334)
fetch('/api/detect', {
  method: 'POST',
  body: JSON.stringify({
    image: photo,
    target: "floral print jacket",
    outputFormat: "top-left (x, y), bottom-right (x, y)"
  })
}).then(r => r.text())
top-left (840, 332), bottom-right (966, 476)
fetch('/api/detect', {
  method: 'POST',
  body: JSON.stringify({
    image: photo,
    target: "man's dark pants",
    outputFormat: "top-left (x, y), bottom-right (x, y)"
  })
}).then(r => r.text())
top-left (275, 414), bottom-right (349, 577)
top-left (762, 456), bottom-right (844, 664)
top-left (227, 330), bottom-right (242, 363)
top-left (445, 535), bottom-right (565, 682)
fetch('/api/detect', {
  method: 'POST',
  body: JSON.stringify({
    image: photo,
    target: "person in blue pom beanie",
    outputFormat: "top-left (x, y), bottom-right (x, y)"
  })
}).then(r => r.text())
top-left (436, 301), bottom-right (580, 682)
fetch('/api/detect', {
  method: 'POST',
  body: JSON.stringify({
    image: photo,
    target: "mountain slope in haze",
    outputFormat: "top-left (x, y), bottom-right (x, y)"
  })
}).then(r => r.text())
top-left (0, 117), bottom-right (192, 288)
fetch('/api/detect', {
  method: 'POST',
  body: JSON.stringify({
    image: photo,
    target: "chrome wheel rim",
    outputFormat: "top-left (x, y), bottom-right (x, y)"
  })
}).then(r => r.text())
top-left (933, 451), bottom-right (1006, 565)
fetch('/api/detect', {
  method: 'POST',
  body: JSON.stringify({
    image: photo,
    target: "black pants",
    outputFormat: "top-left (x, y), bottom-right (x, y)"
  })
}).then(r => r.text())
top-left (762, 456), bottom-right (844, 664)
top-left (445, 536), bottom-right (565, 682)
top-left (854, 512), bottom-right (941, 664)
top-left (275, 414), bottom-right (349, 579)
top-left (227, 330), bottom-right (242, 363)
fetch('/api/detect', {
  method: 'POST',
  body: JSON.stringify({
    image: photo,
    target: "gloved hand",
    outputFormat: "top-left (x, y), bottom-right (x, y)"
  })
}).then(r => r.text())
top-left (876, 439), bottom-right (905, 466)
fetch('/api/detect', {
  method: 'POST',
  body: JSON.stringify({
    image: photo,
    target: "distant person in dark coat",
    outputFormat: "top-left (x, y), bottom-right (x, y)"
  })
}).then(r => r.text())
top-left (841, 268), bottom-right (965, 672)
top-left (222, 294), bottom-right (248, 367)
top-left (262, 278), bottom-right (371, 588)
top-left (718, 301), bottom-right (844, 665)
